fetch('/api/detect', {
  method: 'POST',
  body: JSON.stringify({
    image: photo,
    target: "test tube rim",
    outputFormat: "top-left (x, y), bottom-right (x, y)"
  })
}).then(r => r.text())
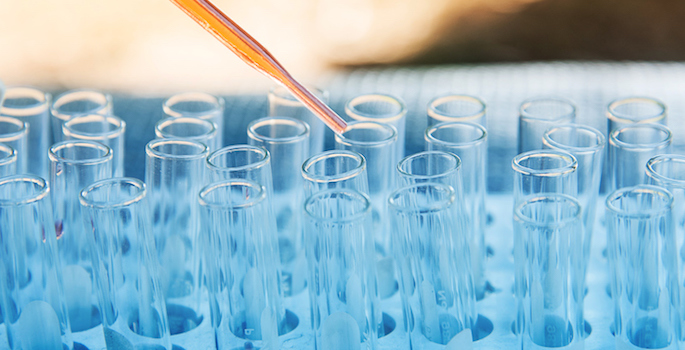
top-left (387, 182), bottom-right (456, 214)
top-left (247, 116), bottom-right (310, 144)
top-left (514, 193), bottom-right (581, 227)
top-left (145, 138), bottom-right (209, 161)
top-left (335, 120), bottom-right (398, 148)
top-left (608, 123), bottom-right (672, 151)
top-left (301, 149), bottom-right (366, 184)
top-left (396, 150), bottom-right (461, 181)
top-left (198, 179), bottom-right (266, 209)
top-left (0, 116), bottom-right (28, 143)
top-left (646, 154), bottom-right (685, 188)
top-left (79, 177), bottom-right (146, 209)
top-left (48, 140), bottom-right (113, 166)
top-left (0, 174), bottom-right (49, 206)
top-left (206, 145), bottom-right (270, 173)
top-left (605, 184), bottom-right (673, 218)
top-left (424, 121), bottom-right (487, 149)
top-left (1, 86), bottom-right (51, 117)
top-left (63, 114), bottom-right (126, 141)
top-left (154, 116), bottom-right (218, 141)
top-left (269, 85), bottom-right (329, 107)
top-left (162, 91), bottom-right (225, 120)
top-left (51, 89), bottom-right (113, 122)
top-left (542, 124), bottom-right (606, 156)
top-left (606, 96), bottom-right (667, 125)
top-left (511, 150), bottom-right (578, 177)
top-left (345, 93), bottom-right (407, 123)
top-left (519, 96), bottom-right (576, 122)
top-left (0, 143), bottom-right (16, 167)
top-left (304, 188), bottom-right (371, 223)
top-left (427, 94), bottom-right (486, 123)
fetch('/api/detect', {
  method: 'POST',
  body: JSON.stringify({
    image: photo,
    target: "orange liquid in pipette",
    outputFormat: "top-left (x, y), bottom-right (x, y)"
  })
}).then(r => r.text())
top-left (169, 0), bottom-right (347, 134)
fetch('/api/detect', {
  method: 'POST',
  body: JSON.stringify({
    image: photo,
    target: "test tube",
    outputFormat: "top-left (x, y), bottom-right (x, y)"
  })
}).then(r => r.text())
top-left (1, 87), bottom-right (51, 178)
top-left (145, 139), bottom-right (209, 339)
top-left (518, 97), bottom-right (576, 153)
top-left (0, 143), bottom-right (16, 176)
top-left (511, 150), bottom-right (578, 206)
top-left (606, 185), bottom-right (679, 349)
top-left (269, 85), bottom-right (329, 155)
top-left (155, 116), bottom-right (220, 151)
top-left (543, 124), bottom-right (605, 274)
top-left (199, 180), bottom-right (284, 350)
top-left (0, 175), bottom-right (73, 350)
top-left (206, 145), bottom-right (273, 187)
top-left (301, 149), bottom-right (369, 198)
top-left (0, 116), bottom-right (28, 174)
top-left (248, 116), bottom-right (309, 297)
top-left (514, 194), bottom-right (584, 349)
top-left (50, 89), bottom-right (113, 143)
top-left (79, 178), bottom-right (171, 350)
top-left (62, 114), bottom-right (126, 177)
top-left (425, 122), bottom-right (488, 298)
top-left (427, 94), bottom-right (486, 127)
top-left (345, 93), bottom-right (406, 158)
top-left (49, 140), bottom-right (113, 332)
top-left (608, 123), bottom-right (671, 191)
top-left (607, 97), bottom-right (667, 133)
top-left (389, 183), bottom-right (476, 348)
top-left (163, 92), bottom-right (225, 146)
top-left (304, 188), bottom-right (381, 350)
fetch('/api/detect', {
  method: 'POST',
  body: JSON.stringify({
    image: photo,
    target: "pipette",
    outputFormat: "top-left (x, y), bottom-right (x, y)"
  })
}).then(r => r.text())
top-left (169, 0), bottom-right (348, 135)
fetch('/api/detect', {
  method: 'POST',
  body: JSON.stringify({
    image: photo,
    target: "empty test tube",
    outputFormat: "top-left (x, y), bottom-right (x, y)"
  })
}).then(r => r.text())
top-left (345, 94), bottom-right (406, 158)
top-left (0, 116), bottom-right (28, 174)
top-left (269, 85), bottom-right (329, 155)
top-left (206, 145), bottom-right (273, 186)
top-left (0, 143), bottom-right (16, 176)
top-left (50, 89), bottom-right (113, 143)
top-left (512, 150), bottom-right (578, 206)
top-left (163, 92), bottom-right (225, 147)
top-left (0, 175), bottom-right (73, 350)
top-left (62, 114), bottom-right (126, 177)
top-left (301, 149), bottom-right (369, 198)
top-left (608, 123), bottom-right (671, 191)
top-left (427, 94), bottom-right (486, 127)
top-left (607, 97), bottom-right (667, 133)
top-left (389, 183), bottom-right (476, 349)
top-left (248, 116), bottom-right (309, 297)
top-left (199, 180), bottom-right (284, 350)
top-left (155, 116), bottom-right (220, 151)
top-left (304, 188), bottom-right (381, 350)
top-left (518, 97), bottom-right (575, 153)
top-left (49, 140), bottom-right (113, 332)
top-left (1, 87), bottom-right (51, 178)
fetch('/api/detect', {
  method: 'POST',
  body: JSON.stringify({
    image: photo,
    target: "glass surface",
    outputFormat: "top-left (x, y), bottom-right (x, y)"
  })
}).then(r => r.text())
top-left (427, 94), bottom-right (486, 127)
top-left (608, 123), bottom-right (671, 191)
top-left (269, 85), bottom-right (329, 155)
top-left (518, 97), bottom-right (576, 153)
top-left (155, 116), bottom-right (220, 151)
top-left (0, 143), bottom-right (17, 177)
top-left (163, 92), bottom-right (225, 147)
top-left (51, 89), bottom-right (112, 143)
top-left (607, 97), bottom-right (667, 133)
top-left (301, 149), bottom-right (368, 198)
top-left (62, 114), bottom-right (126, 177)
top-left (345, 93), bottom-right (406, 159)
top-left (512, 150), bottom-right (578, 207)
top-left (0, 116), bottom-right (28, 174)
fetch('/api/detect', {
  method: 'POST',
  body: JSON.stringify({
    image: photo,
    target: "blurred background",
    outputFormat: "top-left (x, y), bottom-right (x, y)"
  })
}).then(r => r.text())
top-left (1, 0), bottom-right (684, 94)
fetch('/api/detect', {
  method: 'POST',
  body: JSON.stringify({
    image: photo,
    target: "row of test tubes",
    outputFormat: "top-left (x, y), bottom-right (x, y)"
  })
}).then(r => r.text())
top-left (0, 80), bottom-right (680, 350)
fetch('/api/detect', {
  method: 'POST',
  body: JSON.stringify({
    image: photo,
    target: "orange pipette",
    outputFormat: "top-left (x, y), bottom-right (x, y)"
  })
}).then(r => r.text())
top-left (169, 0), bottom-right (348, 134)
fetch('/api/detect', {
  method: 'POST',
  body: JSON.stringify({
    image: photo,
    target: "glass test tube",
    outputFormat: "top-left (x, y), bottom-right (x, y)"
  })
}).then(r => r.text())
top-left (206, 145), bottom-right (273, 186)
top-left (0, 175), bottom-right (73, 350)
top-left (51, 89), bottom-right (113, 143)
top-left (199, 180), bottom-right (284, 350)
top-left (49, 140), bottom-right (113, 332)
top-left (543, 124), bottom-right (605, 274)
top-left (518, 97), bottom-right (576, 153)
top-left (301, 149), bottom-right (369, 198)
top-left (606, 185), bottom-right (679, 349)
top-left (512, 150), bottom-right (578, 206)
top-left (1, 87), bottom-right (51, 178)
top-left (145, 139), bottom-right (209, 338)
top-left (345, 93), bottom-right (406, 158)
top-left (608, 123), bottom-right (671, 192)
top-left (0, 116), bottom-right (28, 174)
top-left (62, 114), bottom-right (126, 177)
top-left (155, 116), bottom-right (220, 151)
top-left (248, 116), bottom-right (309, 297)
top-left (269, 85), bottom-right (329, 155)
top-left (0, 143), bottom-right (17, 176)
top-left (427, 94), bottom-right (486, 127)
top-left (389, 183), bottom-right (476, 348)
top-left (425, 122), bottom-right (488, 298)
top-left (607, 97), bottom-right (667, 133)
top-left (163, 92), bottom-right (225, 147)
top-left (514, 194), bottom-right (584, 349)
top-left (304, 188), bottom-right (381, 350)
top-left (80, 178), bottom-right (171, 350)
